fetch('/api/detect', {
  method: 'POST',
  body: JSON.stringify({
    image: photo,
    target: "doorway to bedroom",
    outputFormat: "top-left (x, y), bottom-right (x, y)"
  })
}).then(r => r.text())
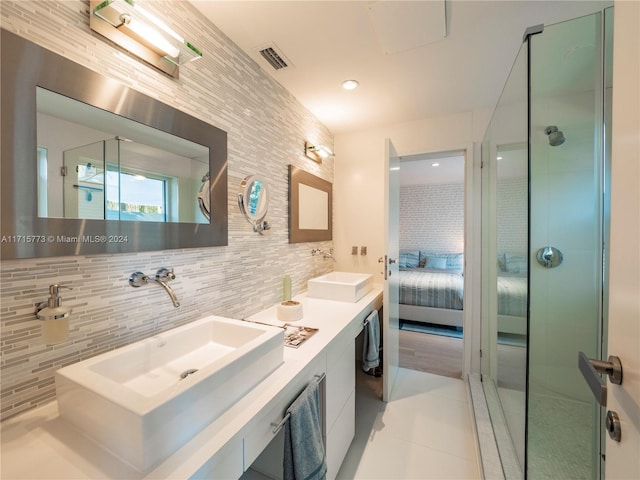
top-left (398, 150), bottom-right (465, 379)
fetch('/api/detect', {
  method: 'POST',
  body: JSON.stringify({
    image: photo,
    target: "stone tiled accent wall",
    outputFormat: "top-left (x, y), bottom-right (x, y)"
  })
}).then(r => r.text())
top-left (0, 1), bottom-right (334, 420)
top-left (399, 183), bottom-right (465, 253)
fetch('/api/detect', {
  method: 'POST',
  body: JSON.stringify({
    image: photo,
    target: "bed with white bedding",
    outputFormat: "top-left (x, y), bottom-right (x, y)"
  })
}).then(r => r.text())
top-left (398, 251), bottom-right (527, 334)
top-left (398, 267), bottom-right (464, 327)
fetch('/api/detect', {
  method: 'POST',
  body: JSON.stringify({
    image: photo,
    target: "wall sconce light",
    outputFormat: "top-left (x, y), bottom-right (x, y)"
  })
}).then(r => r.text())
top-left (305, 141), bottom-right (335, 163)
top-left (90, 0), bottom-right (202, 78)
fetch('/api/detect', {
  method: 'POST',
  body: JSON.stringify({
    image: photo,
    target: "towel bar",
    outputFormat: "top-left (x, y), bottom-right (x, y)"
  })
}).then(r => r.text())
top-left (271, 373), bottom-right (325, 434)
top-left (363, 309), bottom-right (379, 326)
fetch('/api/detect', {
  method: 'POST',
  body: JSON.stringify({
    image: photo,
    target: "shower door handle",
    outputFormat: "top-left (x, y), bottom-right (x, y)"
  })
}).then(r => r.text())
top-left (578, 352), bottom-right (623, 407)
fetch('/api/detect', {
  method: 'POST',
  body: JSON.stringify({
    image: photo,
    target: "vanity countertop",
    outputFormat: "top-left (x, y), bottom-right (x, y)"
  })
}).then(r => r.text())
top-left (0, 286), bottom-right (383, 479)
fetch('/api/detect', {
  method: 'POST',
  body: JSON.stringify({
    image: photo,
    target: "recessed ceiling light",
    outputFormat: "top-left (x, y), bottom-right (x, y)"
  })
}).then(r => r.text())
top-left (497, 156), bottom-right (503, 160)
top-left (431, 162), bottom-right (440, 167)
top-left (342, 79), bottom-right (359, 90)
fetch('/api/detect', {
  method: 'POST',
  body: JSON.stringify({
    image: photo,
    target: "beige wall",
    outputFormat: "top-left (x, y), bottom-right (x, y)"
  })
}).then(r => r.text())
top-left (606, 0), bottom-right (640, 477)
top-left (333, 109), bottom-right (491, 278)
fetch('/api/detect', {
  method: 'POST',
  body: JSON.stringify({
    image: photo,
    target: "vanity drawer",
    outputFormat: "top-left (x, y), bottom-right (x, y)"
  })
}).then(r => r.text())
top-left (326, 339), bottom-right (355, 431)
top-left (326, 389), bottom-right (355, 480)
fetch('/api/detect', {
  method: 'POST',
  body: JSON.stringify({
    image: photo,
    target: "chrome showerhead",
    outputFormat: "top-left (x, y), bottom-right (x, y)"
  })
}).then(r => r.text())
top-left (545, 125), bottom-right (565, 146)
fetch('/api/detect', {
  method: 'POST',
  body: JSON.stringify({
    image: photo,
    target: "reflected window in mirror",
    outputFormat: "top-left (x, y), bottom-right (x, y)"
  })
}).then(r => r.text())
top-left (37, 88), bottom-right (209, 224)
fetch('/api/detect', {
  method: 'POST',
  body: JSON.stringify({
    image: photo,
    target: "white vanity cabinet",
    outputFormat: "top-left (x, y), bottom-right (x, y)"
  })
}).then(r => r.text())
top-left (245, 304), bottom-right (370, 480)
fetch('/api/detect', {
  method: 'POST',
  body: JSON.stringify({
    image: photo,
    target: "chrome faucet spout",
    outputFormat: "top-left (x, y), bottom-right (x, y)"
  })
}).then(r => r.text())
top-left (129, 268), bottom-right (180, 307)
top-left (155, 279), bottom-right (180, 308)
top-left (155, 268), bottom-right (179, 307)
top-left (311, 248), bottom-right (336, 262)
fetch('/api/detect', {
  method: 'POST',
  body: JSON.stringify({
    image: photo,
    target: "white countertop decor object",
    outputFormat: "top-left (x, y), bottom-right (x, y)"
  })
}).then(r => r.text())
top-left (277, 300), bottom-right (303, 322)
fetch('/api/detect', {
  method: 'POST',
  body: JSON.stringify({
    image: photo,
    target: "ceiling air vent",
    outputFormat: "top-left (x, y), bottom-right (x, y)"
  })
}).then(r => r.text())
top-left (258, 44), bottom-right (290, 70)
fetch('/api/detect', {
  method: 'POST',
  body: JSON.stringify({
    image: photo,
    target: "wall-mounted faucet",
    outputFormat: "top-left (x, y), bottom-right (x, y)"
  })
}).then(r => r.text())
top-left (311, 248), bottom-right (336, 262)
top-left (129, 268), bottom-right (180, 308)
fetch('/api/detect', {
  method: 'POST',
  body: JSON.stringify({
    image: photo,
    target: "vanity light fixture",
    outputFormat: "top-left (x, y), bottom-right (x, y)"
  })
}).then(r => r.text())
top-left (305, 141), bottom-right (335, 163)
top-left (90, 0), bottom-right (202, 78)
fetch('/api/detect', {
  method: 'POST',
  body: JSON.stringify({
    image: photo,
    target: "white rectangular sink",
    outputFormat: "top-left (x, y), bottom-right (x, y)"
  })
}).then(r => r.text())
top-left (307, 271), bottom-right (374, 302)
top-left (55, 315), bottom-right (283, 473)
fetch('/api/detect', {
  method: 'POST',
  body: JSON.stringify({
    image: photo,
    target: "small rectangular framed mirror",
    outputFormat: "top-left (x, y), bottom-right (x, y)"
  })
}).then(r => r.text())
top-left (288, 165), bottom-right (332, 243)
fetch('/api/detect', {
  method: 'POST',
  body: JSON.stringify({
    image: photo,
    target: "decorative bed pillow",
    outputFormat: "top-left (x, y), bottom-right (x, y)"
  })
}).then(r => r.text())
top-left (497, 253), bottom-right (507, 272)
top-left (419, 251), bottom-right (444, 268)
top-left (420, 251), bottom-right (464, 271)
top-left (425, 256), bottom-right (448, 269)
top-left (446, 253), bottom-right (464, 270)
top-left (504, 253), bottom-right (528, 273)
top-left (399, 251), bottom-right (420, 268)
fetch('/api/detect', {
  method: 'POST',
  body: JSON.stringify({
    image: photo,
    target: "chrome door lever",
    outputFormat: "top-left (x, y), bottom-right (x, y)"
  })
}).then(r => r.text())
top-left (584, 353), bottom-right (623, 384)
top-left (578, 352), bottom-right (623, 407)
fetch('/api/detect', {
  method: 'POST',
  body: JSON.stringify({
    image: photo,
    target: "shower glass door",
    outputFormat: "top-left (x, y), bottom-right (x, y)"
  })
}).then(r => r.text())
top-left (481, 9), bottom-right (612, 480)
top-left (527, 11), bottom-right (608, 479)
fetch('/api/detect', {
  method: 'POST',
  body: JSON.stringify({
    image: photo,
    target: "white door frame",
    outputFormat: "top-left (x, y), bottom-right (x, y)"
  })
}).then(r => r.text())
top-left (388, 142), bottom-right (479, 379)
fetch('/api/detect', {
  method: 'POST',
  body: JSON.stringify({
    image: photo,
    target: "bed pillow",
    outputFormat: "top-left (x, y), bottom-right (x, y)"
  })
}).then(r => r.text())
top-left (418, 251), bottom-right (428, 268)
top-left (425, 256), bottom-right (448, 269)
top-left (419, 251), bottom-right (444, 268)
top-left (446, 253), bottom-right (464, 270)
top-left (497, 253), bottom-right (507, 272)
top-left (399, 251), bottom-right (420, 268)
top-left (420, 251), bottom-right (464, 271)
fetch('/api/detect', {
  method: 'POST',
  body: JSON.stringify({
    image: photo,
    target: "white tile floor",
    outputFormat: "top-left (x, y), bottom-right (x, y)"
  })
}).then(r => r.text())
top-left (337, 367), bottom-right (482, 480)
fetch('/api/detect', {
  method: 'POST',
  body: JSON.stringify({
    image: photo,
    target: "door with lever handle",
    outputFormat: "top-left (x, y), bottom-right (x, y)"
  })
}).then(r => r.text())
top-left (578, 352), bottom-right (623, 442)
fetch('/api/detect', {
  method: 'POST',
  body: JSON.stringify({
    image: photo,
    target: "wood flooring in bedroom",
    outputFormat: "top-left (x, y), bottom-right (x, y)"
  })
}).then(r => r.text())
top-left (399, 328), bottom-right (463, 379)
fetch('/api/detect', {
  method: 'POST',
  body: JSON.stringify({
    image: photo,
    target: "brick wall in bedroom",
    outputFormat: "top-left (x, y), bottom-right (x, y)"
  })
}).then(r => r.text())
top-left (400, 183), bottom-right (464, 254)
top-left (497, 177), bottom-right (528, 254)
top-left (399, 178), bottom-right (528, 256)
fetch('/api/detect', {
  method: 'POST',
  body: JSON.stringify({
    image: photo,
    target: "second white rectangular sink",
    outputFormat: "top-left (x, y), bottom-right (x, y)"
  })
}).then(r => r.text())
top-left (55, 315), bottom-right (283, 473)
top-left (307, 271), bottom-right (374, 302)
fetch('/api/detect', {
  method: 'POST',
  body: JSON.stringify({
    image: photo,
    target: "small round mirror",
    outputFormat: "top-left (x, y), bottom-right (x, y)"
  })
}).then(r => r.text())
top-left (238, 175), bottom-right (271, 234)
top-left (197, 173), bottom-right (211, 220)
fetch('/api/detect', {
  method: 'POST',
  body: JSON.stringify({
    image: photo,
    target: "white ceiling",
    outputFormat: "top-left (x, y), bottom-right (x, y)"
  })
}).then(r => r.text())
top-left (400, 152), bottom-right (465, 185)
top-left (191, 1), bottom-right (611, 135)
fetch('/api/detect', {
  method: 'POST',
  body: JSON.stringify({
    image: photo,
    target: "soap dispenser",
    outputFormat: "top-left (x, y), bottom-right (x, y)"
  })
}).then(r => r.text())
top-left (35, 284), bottom-right (72, 344)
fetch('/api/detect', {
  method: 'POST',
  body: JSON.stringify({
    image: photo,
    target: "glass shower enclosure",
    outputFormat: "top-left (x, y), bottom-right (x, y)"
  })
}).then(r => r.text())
top-left (480, 8), bottom-right (613, 479)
